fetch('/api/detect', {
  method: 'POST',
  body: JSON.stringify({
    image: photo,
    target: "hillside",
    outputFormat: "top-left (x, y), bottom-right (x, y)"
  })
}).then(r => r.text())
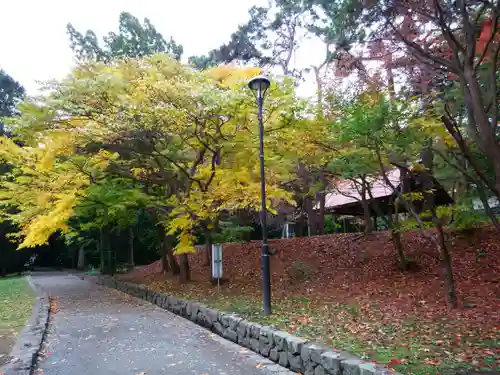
top-left (122, 226), bottom-right (500, 374)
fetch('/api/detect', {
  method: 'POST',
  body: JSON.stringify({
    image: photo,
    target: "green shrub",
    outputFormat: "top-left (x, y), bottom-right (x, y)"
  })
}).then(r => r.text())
top-left (212, 221), bottom-right (254, 243)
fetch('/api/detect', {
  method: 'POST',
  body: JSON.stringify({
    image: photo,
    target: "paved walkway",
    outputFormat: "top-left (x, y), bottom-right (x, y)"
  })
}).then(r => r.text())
top-left (32, 272), bottom-right (292, 375)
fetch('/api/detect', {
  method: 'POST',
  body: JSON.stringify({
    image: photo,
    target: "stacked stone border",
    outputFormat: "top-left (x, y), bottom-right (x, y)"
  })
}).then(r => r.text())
top-left (96, 276), bottom-right (395, 375)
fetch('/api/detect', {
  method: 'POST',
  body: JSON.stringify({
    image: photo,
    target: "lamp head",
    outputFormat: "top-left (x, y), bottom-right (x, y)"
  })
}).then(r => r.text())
top-left (248, 75), bottom-right (271, 97)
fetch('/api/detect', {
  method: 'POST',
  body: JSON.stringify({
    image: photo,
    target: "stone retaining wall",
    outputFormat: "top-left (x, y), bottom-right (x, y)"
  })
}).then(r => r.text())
top-left (97, 277), bottom-right (394, 375)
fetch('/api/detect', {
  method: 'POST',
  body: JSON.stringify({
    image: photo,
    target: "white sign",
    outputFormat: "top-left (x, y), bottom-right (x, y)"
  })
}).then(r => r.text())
top-left (282, 222), bottom-right (295, 238)
top-left (211, 244), bottom-right (223, 280)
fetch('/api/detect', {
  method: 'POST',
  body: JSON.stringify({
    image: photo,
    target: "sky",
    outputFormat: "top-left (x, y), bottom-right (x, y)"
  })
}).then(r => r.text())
top-left (0, 0), bottom-right (323, 96)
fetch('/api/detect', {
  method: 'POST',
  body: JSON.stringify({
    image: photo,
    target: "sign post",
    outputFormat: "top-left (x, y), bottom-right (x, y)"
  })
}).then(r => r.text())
top-left (211, 244), bottom-right (223, 292)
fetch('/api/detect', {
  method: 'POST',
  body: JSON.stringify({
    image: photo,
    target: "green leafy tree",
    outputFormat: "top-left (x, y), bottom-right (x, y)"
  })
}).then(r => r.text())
top-left (67, 11), bottom-right (183, 62)
top-left (188, 6), bottom-right (269, 69)
top-left (0, 70), bottom-right (25, 135)
top-left (331, 91), bottom-right (459, 307)
top-left (69, 178), bottom-right (151, 274)
top-left (189, 0), bottom-right (309, 76)
top-left (313, 0), bottom-right (500, 201)
top-left (1, 56), bottom-right (301, 282)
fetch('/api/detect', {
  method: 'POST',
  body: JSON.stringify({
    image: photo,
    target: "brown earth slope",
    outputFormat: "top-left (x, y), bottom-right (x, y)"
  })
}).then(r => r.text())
top-left (122, 227), bottom-right (500, 374)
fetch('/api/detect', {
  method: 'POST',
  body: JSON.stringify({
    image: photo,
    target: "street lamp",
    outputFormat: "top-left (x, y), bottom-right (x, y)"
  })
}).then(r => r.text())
top-left (248, 75), bottom-right (272, 315)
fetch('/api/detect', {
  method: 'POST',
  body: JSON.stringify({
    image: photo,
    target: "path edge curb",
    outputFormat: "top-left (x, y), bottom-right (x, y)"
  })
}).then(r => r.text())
top-left (93, 275), bottom-right (397, 375)
top-left (1, 275), bottom-right (51, 375)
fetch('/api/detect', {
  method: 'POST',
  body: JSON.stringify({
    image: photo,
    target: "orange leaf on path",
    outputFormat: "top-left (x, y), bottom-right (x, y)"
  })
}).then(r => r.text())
top-left (424, 361), bottom-right (440, 366)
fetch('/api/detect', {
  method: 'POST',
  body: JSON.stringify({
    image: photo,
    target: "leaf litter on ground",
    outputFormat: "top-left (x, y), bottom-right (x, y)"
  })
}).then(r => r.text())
top-left (121, 227), bottom-right (500, 375)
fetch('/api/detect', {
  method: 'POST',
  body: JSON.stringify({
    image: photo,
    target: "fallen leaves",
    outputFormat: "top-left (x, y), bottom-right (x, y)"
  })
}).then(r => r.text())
top-left (49, 296), bottom-right (58, 314)
top-left (423, 360), bottom-right (441, 366)
top-left (122, 226), bottom-right (500, 375)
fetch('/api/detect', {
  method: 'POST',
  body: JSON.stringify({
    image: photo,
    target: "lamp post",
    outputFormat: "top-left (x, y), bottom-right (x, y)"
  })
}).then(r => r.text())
top-left (248, 75), bottom-right (272, 315)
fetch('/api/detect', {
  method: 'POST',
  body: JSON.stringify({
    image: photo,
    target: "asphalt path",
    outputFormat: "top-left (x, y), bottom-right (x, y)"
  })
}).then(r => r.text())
top-left (32, 272), bottom-right (292, 375)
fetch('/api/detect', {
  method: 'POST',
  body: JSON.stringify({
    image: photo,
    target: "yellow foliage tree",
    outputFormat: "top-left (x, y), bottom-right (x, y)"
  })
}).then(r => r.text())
top-left (0, 135), bottom-right (112, 248)
top-left (1, 54), bottom-right (304, 261)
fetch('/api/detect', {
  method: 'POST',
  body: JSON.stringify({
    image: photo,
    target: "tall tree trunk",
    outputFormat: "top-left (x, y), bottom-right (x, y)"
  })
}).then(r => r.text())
top-left (161, 252), bottom-right (169, 273)
top-left (298, 161), bottom-right (319, 236)
top-left (304, 196), bottom-right (319, 236)
top-left (157, 225), bottom-right (169, 273)
top-left (178, 254), bottom-right (190, 283)
top-left (203, 225), bottom-right (212, 267)
top-left (360, 180), bottom-right (373, 234)
top-left (366, 182), bottom-right (407, 269)
top-left (392, 229), bottom-right (406, 270)
top-left (166, 246), bottom-right (180, 276)
top-left (316, 172), bottom-right (327, 235)
top-left (435, 212), bottom-right (458, 308)
top-left (164, 235), bottom-right (180, 276)
top-left (421, 146), bottom-right (458, 308)
top-left (318, 193), bottom-right (326, 235)
top-left (99, 226), bottom-right (114, 275)
top-left (99, 228), bottom-right (105, 273)
top-left (164, 236), bottom-right (179, 275)
top-left (368, 177), bottom-right (407, 270)
top-left (296, 202), bottom-right (307, 237)
top-left (156, 225), bottom-right (179, 275)
top-left (129, 227), bottom-right (135, 268)
top-left (105, 228), bottom-right (114, 275)
top-left (77, 246), bottom-right (85, 270)
top-left (388, 201), bottom-right (408, 271)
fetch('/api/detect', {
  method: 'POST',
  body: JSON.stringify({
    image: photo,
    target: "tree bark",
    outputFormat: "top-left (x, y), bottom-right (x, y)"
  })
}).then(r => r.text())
top-left (366, 181), bottom-right (407, 269)
top-left (392, 229), bottom-right (407, 270)
top-left (128, 227), bottom-right (135, 268)
top-left (203, 225), bottom-right (212, 267)
top-left (99, 228), bottom-right (105, 273)
top-left (164, 235), bottom-right (179, 275)
top-left (377, 145), bottom-right (458, 301)
top-left (77, 246), bottom-right (85, 270)
top-left (161, 252), bottom-right (169, 273)
top-left (420, 147), bottom-right (458, 308)
top-left (178, 254), bottom-right (190, 283)
top-left (156, 225), bottom-right (180, 275)
top-left (360, 180), bottom-right (373, 234)
top-left (157, 225), bottom-right (169, 273)
top-left (304, 196), bottom-right (319, 236)
top-left (435, 213), bottom-right (458, 308)
top-left (316, 172), bottom-right (327, 235)
top-left (388, 201), bottom-right (408, 271)
top-left (104, 228), bottom-right (115, 275)
top-left (166, 246), bottom-right (180, 276)
top-left (298, 161), bottom-right (321, 236)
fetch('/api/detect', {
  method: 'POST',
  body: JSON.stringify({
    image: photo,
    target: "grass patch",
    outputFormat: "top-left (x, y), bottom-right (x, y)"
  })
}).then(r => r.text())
top-left (0, 276), bottom-right (35, 361)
